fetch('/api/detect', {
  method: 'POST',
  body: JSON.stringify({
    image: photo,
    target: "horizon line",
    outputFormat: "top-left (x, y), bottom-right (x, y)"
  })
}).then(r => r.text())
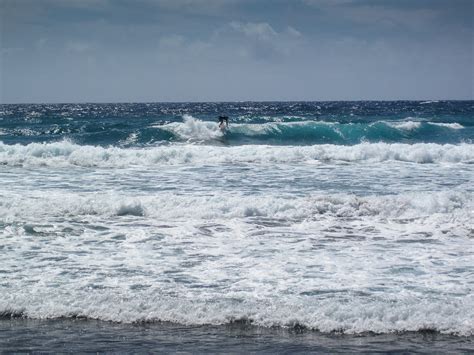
top-left (1, 99), bottom-right (473, 105)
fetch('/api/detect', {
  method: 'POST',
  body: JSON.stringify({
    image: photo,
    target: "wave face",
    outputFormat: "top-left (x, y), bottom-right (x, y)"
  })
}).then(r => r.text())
top-left (1, 101), bottom-right (474, 335)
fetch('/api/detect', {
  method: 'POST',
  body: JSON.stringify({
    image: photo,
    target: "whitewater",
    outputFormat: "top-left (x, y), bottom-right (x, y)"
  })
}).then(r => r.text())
top-left (0, 101), bottom-right (473, 350)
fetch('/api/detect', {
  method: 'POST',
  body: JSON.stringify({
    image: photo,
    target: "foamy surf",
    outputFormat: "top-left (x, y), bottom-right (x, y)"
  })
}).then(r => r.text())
top-left (0, 190), bottom-right (471, 222)
top-left (1, 102), bottom-right (473, 342)
top-left (1, 141), bottom-right (473, 167)
top-left (157, 115), bottom-right (224, 142)
top-left (1, 293), bottom-right (473, 335)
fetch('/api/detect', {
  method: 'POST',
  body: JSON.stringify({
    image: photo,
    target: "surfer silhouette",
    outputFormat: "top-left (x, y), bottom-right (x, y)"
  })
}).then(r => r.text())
top-left (218, 116), bottom-right (229, 131)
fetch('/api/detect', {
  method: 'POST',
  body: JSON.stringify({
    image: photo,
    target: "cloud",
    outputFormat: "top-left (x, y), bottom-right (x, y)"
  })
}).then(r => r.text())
top-left (2, 0), bottom-right (472, 102)
top-left (229, 22), bottom-right (302, 42)
top-left (229, 22), bottom-right (278, 41)
top-left (156, 21), bottom-right (304, 63)
top-left (223, 22), bottom-right (304, 59)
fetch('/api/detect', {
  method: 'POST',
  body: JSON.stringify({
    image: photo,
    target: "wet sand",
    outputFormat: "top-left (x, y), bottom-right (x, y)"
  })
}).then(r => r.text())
top-left (1, 318), bottom-right (472, 353)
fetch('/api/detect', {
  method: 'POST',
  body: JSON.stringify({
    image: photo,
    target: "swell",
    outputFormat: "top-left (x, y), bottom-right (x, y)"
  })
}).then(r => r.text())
top-left (140, 118), bottom-right (471, 145)
top-left (0, 121), bottom-right (174, 146)
top-left (224, 120), bottom-right (468, 145)
top-left (0, 116), bottom-right (470, 146)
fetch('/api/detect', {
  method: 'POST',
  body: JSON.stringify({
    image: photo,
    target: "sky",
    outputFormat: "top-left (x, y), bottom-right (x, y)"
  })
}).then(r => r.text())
top-left (0, 0), bottom-right (473, 103)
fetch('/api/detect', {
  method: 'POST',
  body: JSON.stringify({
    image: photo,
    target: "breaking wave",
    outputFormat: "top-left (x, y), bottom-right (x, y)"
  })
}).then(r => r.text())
top-left (1, 141), bottom-right (473, 167)
top-left (0, 115), bottom-right (469, 146)
top-left (1, 293), bottom-right (473, 335)
top-left (155, 116), bottom-right (468, 145)
top-left (1, 190), bottom-right (470, 222)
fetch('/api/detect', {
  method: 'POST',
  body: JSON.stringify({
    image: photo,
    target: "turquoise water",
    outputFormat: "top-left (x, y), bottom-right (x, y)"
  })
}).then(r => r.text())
top-left (1, 101), bottom-right (473, 146)
top-left (0, 101), bottom-right (473, 351)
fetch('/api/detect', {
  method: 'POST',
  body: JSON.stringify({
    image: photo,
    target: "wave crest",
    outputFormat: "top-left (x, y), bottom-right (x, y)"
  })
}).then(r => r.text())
top-left (158, 115), bottom-right (224, 142)
top-left (1, 293), bottom-right (472, 335)
top-left (1, 141), bottom-right (473, 167)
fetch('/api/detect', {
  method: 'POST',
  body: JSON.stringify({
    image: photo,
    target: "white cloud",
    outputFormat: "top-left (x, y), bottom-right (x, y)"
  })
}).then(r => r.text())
top-left (225, 22), bottom-right (304, 59)
top-left (229, 22), bottom-right (278, 41)
top-left (156, 22), bottom-right (304, 62)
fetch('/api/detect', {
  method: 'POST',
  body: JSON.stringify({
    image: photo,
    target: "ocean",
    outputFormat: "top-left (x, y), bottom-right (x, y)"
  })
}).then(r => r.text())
top-left (0, 101), bottom-right (473, 352)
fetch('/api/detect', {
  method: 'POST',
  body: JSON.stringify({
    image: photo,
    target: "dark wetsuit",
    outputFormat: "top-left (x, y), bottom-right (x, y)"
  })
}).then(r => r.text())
top-left (218, 116), bottom-right (229, 129)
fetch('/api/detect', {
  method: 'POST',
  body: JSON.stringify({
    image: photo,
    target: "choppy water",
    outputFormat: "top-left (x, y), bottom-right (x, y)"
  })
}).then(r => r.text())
top-left (1, 101), bottom-right (473, 351)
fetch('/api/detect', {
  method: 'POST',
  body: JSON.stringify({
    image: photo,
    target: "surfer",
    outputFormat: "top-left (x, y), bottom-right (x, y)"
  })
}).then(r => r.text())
top-left (218, 116), bottom-right (229, 130)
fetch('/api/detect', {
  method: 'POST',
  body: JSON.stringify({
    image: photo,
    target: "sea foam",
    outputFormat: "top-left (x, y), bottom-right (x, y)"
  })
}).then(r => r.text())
top-left (1, 292), bottom-right (473, 335)
top-left (1, 141), bottom-right (473, 167)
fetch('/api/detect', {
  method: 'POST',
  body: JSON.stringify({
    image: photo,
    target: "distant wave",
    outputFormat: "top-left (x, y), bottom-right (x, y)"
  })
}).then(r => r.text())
top-left (154, 116), bottom-right (466, 145)
top-left (429, 122), bottom-right (464, 130)
top-left (157, 114), bottom-right (224, 142)
top-left (420, 100), bottom-right (440, 104)
top-left (0, 115), bottom-right (468, 146)
top-left (386, 121), bottom-right (422, 131)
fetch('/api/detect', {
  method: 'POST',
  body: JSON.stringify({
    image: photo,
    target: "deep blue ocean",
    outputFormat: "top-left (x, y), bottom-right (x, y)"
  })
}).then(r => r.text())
top-left (1, 101), bottom-right (473, 352)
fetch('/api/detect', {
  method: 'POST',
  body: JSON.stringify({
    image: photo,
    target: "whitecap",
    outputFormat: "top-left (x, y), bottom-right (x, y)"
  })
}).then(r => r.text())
top-left (0, 141), bottom-right (473, 167)
top-left (386, 121), bottom-right (422, 131)
top-left (428, 122), bottom-right (464, 130)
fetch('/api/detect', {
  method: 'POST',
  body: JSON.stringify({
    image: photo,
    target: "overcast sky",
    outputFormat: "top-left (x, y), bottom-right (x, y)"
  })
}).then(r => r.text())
top-left (1, 0), bottom-right (473, 103)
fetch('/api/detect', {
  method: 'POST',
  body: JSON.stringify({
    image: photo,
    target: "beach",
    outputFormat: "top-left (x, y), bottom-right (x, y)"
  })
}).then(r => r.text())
top-left (1, 318), bottom-right (473, 353)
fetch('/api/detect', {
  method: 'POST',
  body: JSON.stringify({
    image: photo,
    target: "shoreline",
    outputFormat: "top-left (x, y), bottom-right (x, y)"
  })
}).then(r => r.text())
top-left (1, 318), bottom-right (473, 353)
